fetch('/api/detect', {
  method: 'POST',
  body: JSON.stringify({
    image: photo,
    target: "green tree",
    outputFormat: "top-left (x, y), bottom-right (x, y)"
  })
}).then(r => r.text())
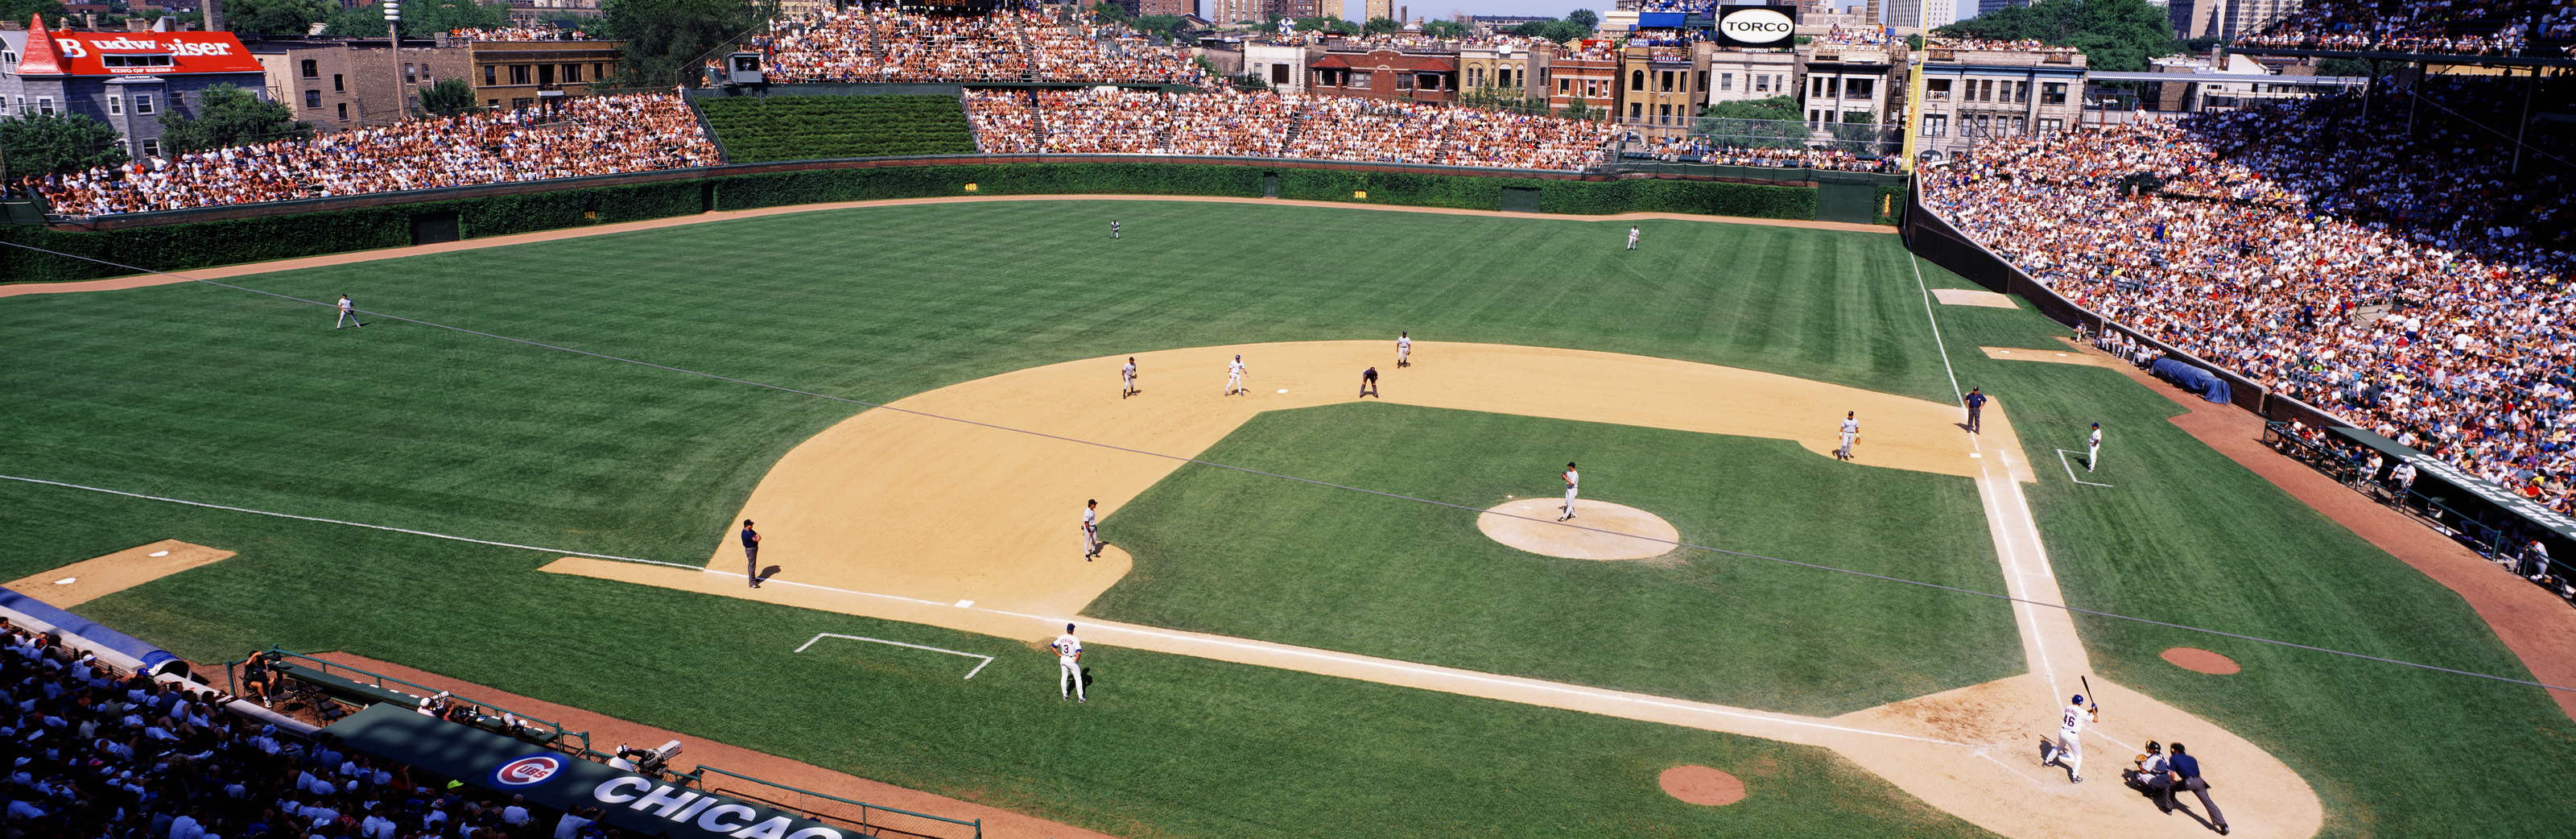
top-left (1291, 15), bottom-right (1355, 34)
top-left (1132, 13), bottom-right (1190, 41)
top-left (1088, 0), bottom-right (1128, 23)
top-left (601, 0), bottom-right (775, 88)
top-left (1934, 0), bottom-right (2178, 72)
top-left (0, 111), bottom-right (128, 179)
top-left (220, 0), bottom-right (332, 34)
top-left (1565, 8), bottom-right (1598, 29)
top-left (1695, 94), bottom-right (1806, 149)
top-left (156, 84), bottom-right (313, 152)
top-left (1422, 19), bottom-right (1466, 38)
top-left (1363, 15), bottom-right (1399, 35)
top-left (1907, 33), bottom-right (1925, 49)
top-left (416, 76), bottom-right (477, 117)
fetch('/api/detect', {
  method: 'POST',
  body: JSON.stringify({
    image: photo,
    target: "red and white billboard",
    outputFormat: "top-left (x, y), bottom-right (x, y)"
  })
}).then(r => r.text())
top-left (17, 19), bottom-right (263, 76)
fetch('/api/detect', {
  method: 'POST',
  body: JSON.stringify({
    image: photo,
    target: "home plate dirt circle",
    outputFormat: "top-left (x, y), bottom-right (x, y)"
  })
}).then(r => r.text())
top-left (2161, 647), bottom-right (2242, 674)
top-left (1657, 765), bottom-right (1746, 805)
top-left (1476, 498), bottom-right (1679, 560)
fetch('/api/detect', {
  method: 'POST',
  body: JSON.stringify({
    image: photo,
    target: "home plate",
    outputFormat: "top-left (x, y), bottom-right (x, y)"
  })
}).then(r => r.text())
top-left (1476, 498), bottom-right (1678, 560)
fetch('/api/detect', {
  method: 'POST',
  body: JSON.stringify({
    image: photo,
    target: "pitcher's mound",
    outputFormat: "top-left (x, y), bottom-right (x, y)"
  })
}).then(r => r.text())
top-left (1658, 765), bottom-right (1745, 805)
top-left (1476, 498), bottom-right (1678, 560)
top-left (2161, 647), bottom-right (2240, 674)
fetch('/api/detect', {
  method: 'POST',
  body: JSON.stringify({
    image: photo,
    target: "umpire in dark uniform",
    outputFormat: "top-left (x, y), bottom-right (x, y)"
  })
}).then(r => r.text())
top-left (1964, 387), bottom-right (1988, 434)
top-left (2162, 742), bottom-right (2229, 835)
top-left (741, 519), bottom-right (762, 589)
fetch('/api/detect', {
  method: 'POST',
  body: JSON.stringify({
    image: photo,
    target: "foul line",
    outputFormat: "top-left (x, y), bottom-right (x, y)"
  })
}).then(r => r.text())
top-left (2055, 450), bottom-right (2114, 486)
top-left (794, 633), bottom-right (993, 679)
top-left (0, 473), bottom-right (652, 563)
top-left (1909, 253), bottom-right (1966, 407)
top-left (6, 245), bottom-right (2574, 696)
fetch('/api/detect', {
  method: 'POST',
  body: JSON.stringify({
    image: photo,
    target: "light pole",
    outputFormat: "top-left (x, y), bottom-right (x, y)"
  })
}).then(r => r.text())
top-left (384, 0), bottom-right (407, 122)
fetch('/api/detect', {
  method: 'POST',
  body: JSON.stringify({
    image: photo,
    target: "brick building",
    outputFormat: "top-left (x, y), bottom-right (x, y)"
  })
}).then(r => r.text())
top-left (1544, 44), bottom-right (1616, 117)
top-left (1307, 46), bottom-right (1455, 102)
top-left (1909, 44), bottom-right (2086, 161)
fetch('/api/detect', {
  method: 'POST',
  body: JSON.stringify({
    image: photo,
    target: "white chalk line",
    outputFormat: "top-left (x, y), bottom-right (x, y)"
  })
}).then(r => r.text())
top-left (795, 633), bottom-right (993, 680)
top-left (2055, 450), bottom-right (2114, 486)
top-left (0, 473), bottom-right (654, 563)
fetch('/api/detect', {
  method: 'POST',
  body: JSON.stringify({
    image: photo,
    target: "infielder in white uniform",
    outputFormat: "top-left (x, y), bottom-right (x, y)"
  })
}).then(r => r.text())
top-left (1081, 499), bottom-right (1100, 560)
top-left (2088, 423), bottom-right (2103, 472)
top-left (1558, 462), bottom-right (1579, 521)
top-left (336, 294), bottom-right (364, 329)
top-left (1121, 358), bottom-right (1138, 398)
top-left (2046, 693), bottom-right (2097, 782)
top-left (1053, 624), bottom-right (1086, 702)
top-left (1397, 332), bottom-right (1412, 368)
top-left (1224, 354), bottom-right (1248, 395)
top-left (1838, 411), bottom-right (1859, 461)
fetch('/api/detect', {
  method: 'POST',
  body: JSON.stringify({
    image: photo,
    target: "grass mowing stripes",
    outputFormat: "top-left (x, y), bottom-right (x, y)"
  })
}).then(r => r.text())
top-left (1, 478), bottom-right (1994, 839)
top-left (1926, 284), bottom-right (2576, 837)
top-left (1092, 402), bottom-right (2018, 717)
top-left (7, 203), bottom-right (2574, 836)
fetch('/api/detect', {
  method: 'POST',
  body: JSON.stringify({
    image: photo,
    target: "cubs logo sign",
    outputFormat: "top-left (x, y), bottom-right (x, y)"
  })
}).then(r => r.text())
top-left (491, 755), bottom-right (565, 788)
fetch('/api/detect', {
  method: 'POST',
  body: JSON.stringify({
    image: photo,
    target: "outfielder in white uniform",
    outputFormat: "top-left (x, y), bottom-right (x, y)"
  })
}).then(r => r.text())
top-left (1626, 226), bottom-right (1640, 250)
top-left (2088, 423), bottom-right (2103, 472)
top-left (1081, 499), bottom-right (1100, 560)
top-left (1224, 354), bottom-right (1248, 395)
top-left (1558, 462), bottom-right (1579, 521)
top-left (1053, 624), bottom-right (1086, 702)
top-left (336, 294), bottom-right (364, 329)
top-left (1838, 411), bottom-right (1859, 461)
top-left (1397, 333), bottom-right (1412, 368)
top-left (1121, 358), bottom-right (1138, 398)
top-left (2047, 693), bottom-right (2096, 782)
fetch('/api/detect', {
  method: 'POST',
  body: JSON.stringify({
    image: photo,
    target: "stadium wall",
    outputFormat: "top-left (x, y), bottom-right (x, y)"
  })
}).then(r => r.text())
top-left (2, 157), bottom-right (1832, 283)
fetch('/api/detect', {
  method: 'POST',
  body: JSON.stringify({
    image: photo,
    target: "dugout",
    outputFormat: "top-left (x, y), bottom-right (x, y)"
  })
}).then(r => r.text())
top-left (2330, 426), bottom-right (2576, 576)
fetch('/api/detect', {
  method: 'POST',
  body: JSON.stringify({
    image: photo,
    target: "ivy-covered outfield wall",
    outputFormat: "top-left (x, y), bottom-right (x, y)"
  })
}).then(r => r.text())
top-left (2, 162), bottom-right (1856, 283)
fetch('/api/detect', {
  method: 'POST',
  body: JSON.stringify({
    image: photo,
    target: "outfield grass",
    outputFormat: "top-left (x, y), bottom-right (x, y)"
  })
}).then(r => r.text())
top-left (4, 200), bottom-right (2572, 837)
top-left (1093, 402), bottom-right (2018, 716)
top-left (1928, 284), bottom-right (2576, 837)
top-left (0, 202), bottom-right (1983, 837)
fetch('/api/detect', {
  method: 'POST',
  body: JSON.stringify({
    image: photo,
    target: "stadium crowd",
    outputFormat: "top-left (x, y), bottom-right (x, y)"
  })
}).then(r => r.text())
top-left (1628, 137), bottom-right (1901, 172)
top-left (0, 626), bottom-right (624, 839)
top-left (1922, 112), bottom-right (2575, 521)
top-left (754, 7), bottom-right (1201, 85)
top-left (29, 94), bottom-right (714, 217)
top-left (964, 89), bottom-right (1614, 169)
top-left (2237, 0), bottom-right (2565, 56)
top-left (444, 26), bottom-right (591, 42)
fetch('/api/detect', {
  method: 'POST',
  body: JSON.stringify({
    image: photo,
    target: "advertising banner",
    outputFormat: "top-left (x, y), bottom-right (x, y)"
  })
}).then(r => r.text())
top-left (331, 705), bottom-right (855, 839)
top-left (1715, 5), bottom-right (1799, 49)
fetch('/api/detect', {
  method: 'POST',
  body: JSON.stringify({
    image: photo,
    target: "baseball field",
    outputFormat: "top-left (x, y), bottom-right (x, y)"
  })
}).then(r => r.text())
top-left (4, 197), bottom-right (2573, 837)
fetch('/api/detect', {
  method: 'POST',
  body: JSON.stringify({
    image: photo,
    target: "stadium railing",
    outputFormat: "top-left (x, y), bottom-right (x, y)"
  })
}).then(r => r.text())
top-left (232, 647), bottom-right (592, 754)
top-left (683, 765), bottom-right (981, 839)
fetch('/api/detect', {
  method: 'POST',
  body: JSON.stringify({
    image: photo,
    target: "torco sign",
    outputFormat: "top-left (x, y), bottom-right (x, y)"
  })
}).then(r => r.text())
top-left (1716, 5), bottom-right (1798, 48)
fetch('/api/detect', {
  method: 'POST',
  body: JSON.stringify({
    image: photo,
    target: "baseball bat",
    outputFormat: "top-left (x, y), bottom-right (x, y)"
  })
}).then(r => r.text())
top-left (2081, 676), bottom-right (2096, 710)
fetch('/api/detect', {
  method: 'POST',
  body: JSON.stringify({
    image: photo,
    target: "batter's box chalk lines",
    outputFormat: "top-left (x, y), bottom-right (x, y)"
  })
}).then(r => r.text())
top-left (795, 633), bottom-right (994, 679)
top-left (2054, 450), bottom-right (2113, 486)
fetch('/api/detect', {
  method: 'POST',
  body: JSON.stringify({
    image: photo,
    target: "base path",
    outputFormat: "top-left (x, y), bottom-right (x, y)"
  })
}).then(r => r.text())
top-left (550, 340), bottom-right (2319, 839)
